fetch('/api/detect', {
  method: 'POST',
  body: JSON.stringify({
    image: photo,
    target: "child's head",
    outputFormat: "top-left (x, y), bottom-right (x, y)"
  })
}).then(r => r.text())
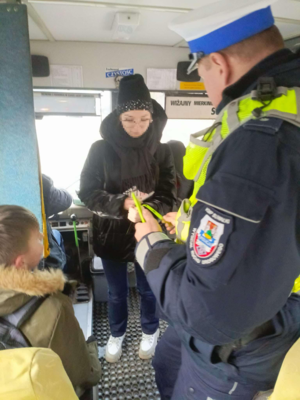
top-left (0, 205), bottom-right (43, 270)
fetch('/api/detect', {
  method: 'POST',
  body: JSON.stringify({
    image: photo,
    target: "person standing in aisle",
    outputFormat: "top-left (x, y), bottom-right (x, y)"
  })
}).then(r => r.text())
top-left (79, 74), bottom-right (176, 363)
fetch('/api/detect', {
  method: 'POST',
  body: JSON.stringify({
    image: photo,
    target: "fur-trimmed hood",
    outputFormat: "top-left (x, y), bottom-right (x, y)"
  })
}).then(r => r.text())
top-left (0, 265), bottom-right (66, 316)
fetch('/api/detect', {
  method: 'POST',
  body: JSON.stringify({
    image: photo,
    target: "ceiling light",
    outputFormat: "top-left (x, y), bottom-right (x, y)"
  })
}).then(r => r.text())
top-left (112, 12), bottom-right (140, 41)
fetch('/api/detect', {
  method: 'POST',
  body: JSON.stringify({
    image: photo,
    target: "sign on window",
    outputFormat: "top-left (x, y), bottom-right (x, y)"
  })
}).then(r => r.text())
top-left (166, 97), bottom-right (216, 120)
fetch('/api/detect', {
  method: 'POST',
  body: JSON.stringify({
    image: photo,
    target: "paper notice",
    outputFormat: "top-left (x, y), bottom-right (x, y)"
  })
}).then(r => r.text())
top-left (147, 68), bottom-right (177, 90)
top-left (50, 65), bottom-right (83, 87)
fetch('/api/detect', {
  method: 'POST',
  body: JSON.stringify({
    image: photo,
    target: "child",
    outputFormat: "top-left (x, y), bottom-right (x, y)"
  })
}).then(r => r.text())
top-left (0, 205), bottom-right (101, 396)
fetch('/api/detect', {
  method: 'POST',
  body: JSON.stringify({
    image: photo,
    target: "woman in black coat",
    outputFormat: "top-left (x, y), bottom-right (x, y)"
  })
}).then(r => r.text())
top-left (79, 74), bottom-right (176, 363)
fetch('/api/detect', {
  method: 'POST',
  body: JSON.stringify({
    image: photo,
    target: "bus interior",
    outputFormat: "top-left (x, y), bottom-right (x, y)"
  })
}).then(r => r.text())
top-left (1, 1), bottom-right (300, 399)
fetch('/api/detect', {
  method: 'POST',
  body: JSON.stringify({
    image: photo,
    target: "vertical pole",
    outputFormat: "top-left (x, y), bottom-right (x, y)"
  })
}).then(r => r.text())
top-left (0, 3), bottom-right (42, 226)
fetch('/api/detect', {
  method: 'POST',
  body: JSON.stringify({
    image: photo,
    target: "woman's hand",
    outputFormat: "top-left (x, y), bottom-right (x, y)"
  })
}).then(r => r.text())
top-left (124, 197), bottom-right (135, 211)
top-left (163, 212), bottom-right (177, 235)
top-left (128, 207), bottom-right (141, 223)
top-left (135, 209), bottom-right (161, 242)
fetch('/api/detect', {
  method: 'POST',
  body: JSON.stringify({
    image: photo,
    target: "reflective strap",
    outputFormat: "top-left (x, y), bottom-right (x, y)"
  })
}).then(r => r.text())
top-left (194, 123), bottom-right (223, 183)
top-left (178, 223), bottom-right (190, 243)
top-left (189, 115), bottom-right (224, 147)
top-left (136, 232), bottom-right (170, 270)
top-left (176, 199), bottom-right (193, 242)
top-left (177, 198), bottom-right (191, 215)
top-left (263, 110), bottom-right (300, 128)
top-left (190, 134), bottom-right (212, 147)
top-left (226, 100), bottom-right (241, 133)
top-left (277, 87), bottom-right (288, 96)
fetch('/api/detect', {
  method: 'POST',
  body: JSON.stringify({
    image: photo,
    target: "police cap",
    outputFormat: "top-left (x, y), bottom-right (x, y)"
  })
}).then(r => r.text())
top-left (169, 0), bottom-right (279, 73)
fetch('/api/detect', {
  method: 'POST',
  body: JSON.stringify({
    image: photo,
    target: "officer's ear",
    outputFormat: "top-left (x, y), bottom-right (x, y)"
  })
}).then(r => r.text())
top-left (209, 52), bottom-right (231, 88)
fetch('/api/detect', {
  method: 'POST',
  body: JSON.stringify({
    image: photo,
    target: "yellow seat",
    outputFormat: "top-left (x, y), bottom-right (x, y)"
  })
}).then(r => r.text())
top-left (269, 338), bottom-right (300, 400)
top-left (0, 347), bottom-right (78, 400)
top-left (254, 338), bottom-right (300, 400)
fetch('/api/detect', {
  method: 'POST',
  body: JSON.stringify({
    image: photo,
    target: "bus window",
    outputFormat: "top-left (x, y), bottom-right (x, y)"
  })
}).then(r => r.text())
top-left (36, 116), bottom-right (101, 198)
top-left (150, 92), bottom-right (213, 146)
top-left (35, 91), bottom-right (112, 198)
top-left (162, 119), bottom-right (212, 146)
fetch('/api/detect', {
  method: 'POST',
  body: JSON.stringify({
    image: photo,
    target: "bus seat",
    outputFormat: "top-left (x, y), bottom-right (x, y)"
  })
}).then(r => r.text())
top-left (269, 337), bottom-right (300, 400)
top-left (254, 338), bottom-right (300, 400)
top-left (253, 390), bottom-right (273, 399)
top-left (0, 347), bottom-right (78, 400)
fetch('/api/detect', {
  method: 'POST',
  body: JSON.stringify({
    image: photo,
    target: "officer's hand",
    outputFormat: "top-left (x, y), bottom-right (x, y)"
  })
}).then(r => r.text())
top-left (128, 207), bottom-right (141, 223)
top-left (163, 212), bottom-right (177, 235)
top-left (135, 208), bottom-right (161, 242)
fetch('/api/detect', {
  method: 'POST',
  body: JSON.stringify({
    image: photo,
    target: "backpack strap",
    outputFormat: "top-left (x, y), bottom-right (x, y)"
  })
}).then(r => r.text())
top-left (2, 296), bottom-right (47, 328)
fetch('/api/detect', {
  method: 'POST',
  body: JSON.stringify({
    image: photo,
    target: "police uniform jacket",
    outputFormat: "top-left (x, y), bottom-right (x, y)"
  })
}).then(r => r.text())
top-left (136, 49), bottom-right (300, 346)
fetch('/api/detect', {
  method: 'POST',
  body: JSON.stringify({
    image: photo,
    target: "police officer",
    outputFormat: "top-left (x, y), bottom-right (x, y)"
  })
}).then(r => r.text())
top-left (134, 1), bottom-right (300, 399)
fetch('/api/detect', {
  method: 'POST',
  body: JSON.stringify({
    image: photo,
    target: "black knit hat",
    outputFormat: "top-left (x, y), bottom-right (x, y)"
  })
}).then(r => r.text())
top-left (117, 74), bottom-right (153, 115)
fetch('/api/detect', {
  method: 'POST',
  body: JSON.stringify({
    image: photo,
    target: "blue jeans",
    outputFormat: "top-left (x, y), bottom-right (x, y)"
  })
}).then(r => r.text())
top-left (39, 226), bottom-right (67, 271)
top-left (52, 229), bottom-right (67, 270)
top-left (102, 259), bottom-right (159, 337)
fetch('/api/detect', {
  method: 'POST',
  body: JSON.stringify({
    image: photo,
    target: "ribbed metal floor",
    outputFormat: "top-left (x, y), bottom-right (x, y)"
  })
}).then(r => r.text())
top-left (93, 288), bottom-right (168, 400)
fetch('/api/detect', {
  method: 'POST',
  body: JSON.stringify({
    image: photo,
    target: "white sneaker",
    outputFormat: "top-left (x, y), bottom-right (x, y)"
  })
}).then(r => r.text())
top-left (105, 334), bottom-right (125, 363)
top-left (139, 329), bottom-right (160, 359)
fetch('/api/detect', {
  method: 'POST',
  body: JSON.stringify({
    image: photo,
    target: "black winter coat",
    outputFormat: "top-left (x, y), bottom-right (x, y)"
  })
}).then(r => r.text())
top-left (79, 122), bottom-right (176, 262)
top-left (167, 141), bottom-right (193, 205)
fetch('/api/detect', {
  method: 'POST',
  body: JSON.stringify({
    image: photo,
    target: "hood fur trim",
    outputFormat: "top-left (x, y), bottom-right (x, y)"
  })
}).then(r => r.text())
top-left (0, 265), bottom-right (66, 296)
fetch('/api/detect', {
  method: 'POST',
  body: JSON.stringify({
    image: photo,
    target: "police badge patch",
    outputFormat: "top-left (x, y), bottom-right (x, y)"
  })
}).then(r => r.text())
top-left (190, 207), bottom-right (232, 266)
top-left (195, 216), bottom-right (223, 258)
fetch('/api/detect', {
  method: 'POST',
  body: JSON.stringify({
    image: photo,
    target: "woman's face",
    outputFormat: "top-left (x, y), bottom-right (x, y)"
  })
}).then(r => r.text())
top-left (120, 110), bottom-right (152, 138)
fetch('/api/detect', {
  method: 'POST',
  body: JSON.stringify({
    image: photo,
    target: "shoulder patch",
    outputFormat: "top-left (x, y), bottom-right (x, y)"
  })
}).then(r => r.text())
top-left (189, 207), bottom-right (232, 266)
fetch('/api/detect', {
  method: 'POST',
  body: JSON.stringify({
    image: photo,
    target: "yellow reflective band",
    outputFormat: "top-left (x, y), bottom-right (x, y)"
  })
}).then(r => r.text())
top-left (132, 193), bottom-right (145, 223)
top-left (175, 204), bottom-right (191, 243)
top-left (292, 275), bottom-right (300, 293)
top-left (142, 204), bottom-right (163, 221)
top-left (189, 156), bottom-right (211, 207)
